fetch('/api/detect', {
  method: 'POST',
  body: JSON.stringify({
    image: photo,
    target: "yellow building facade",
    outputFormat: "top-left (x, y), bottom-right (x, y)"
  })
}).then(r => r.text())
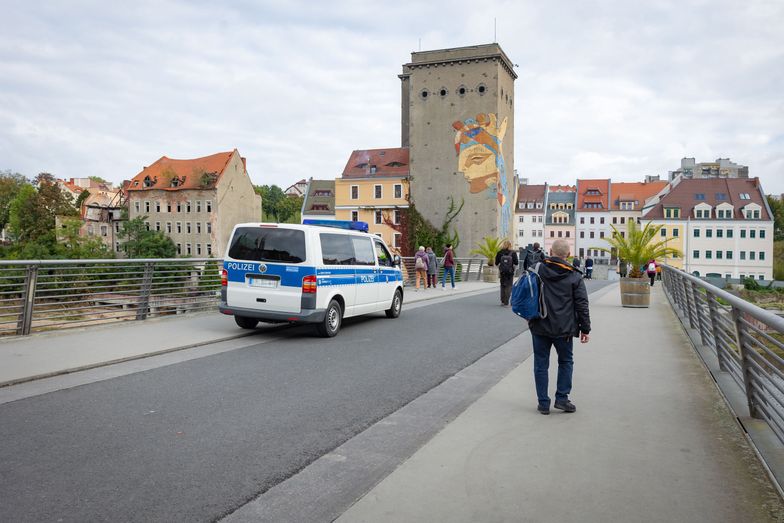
top-left (334, 148), bottom-right (410, 253)
top-left (649, 218), bottom-right (685, 269)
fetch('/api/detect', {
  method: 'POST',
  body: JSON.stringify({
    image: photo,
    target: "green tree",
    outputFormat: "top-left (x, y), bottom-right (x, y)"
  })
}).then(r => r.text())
top-left (0, 170), bottom-right (30, 233)
top-left (75, 189), bottom-right (91, 209)
top-left (277, 196), bottom-right (303, 223)
top-left (120, 217), bottom-right (176, 258)
top-left (767, 195), bottom-right (783, 241)
top-left (470, 236), bottom-right (504, 265)
top-left (55, 217), bottom-right (112, 259)
top-left (408, 196), bottom-right (463, 256)
top-left (255, 184), bottom-right (286, 221)
top-left (595, 220), bottom-right (682, 278)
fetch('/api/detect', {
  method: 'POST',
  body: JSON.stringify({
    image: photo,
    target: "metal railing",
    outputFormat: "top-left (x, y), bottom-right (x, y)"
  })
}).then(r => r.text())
top-left (662, 265), bottom-right (784, 444)
top-left (0, 258), bottom-right (222, 336)
top-left (400, 257), bottom-right (486, 285)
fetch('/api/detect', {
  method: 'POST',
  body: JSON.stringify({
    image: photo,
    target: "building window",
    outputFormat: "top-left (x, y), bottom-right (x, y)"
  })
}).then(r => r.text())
top-left (101, 225), bottom-right (108, 237)
top-left (176, 222), bottom-right (182, 233)
top-left (750, 251), bottom-right (756, 260)
top-left (375, 210), bottom-right (382, 224)
top-left (599, 217), bottom-right (604, 224)
top-left (196, 244), bottom-right (202, 255)
top-left (134, 201), bottom-right (140, 213)
top-left (206, 222), bottom-right (212, 234)
top-left (374, 185), bottom-right (382, 199)
top-left (351, 210), bottom-right (358, 222)
top-left (726, 251), bottom-right (733, 259)
top-left (661, 228), bottom-right (666, 237)
top-left (186, 201), bottom-right (192, 213)
top-left (693, 229), bottom-right (700, 238)
top-left (166, 222), bottom-right (172, 233)
top-left (196, 201), bottom-right (202, 213)
top-left (206, 244), bottom-right (212, 255)
top-left (727, 229), bottom-right (733, 238)
top-left (620, 217), bottom-right (626, 224)
top-left (145, 222), bottom-right (150, 231)
top-left (566, 231), bottom-right (571, 238)
top-left (590, 217), bottom-right (595, 224)
top-left (580, 217), bottom-right (585, 224)
top-left (145, 201), bottom-right (150, 213)
top-left (206, 201), bottom-right (212, 213)
top-left (580, 231), bottom-right (585, 238)
top-left (716, 250), bottom-right (723, 260)
top-left (394, 184), bottom-right (402, 199)
top-left (716, 229), bottom-right (723, 238)
top-left (740, 229), bottom-right (746, 238)
top-left (550, 231), bottom-right (554, 238)
top-left (186, 222), bottom-right (192, 234)
top-left (155, 202), bottom-right (161, 213)
top-left (750, 230), bottom-right (756, 239)
top-left (177, 202), bottom-right (182, 213)
top-left (754, 210), bottom-right (760, 219)
top-left (599, 231), bottom-right (604, 239)
top-left (760, 251), bottom-right (765, 261)
top-left (176, 243), bottom-right (182, 255)
top-left (394, 210), bottom-right (401, 225)
top-left (167, 202), bottom-right (172, 213)
top-left (185, 243), bottom-right (192, 255)
top-left (706, 250), bottom-right (712, 259)
top-left (589, 232), bottom-right (595, 239)
top-left (558, 231), bottom-right (563, 238)
top-left (740, 251), bottom-right (746, 260)
top-left (519, 216), bottom-right (525, 223)
top-left (351, 186), bottom-right (358, 200)
top-left (196, 222), bottom-right (201, 234)
top-left (115, 242), bottom-right (120, 252)
top-left (760, 230), bottom-right (766, 239)
top-left (155, 222), bottom-right (160, 232)
top-left (706, 229), bottom-right (713, 238)
top-left (693, 250), bottom-right (700, 259)
top-left (114, 223), bottom-right (120, 233)
top-left (612, 217), bottom-right (617, 224)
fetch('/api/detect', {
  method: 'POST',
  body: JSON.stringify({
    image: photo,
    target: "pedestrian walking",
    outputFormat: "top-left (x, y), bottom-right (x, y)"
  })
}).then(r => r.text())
top-left (617, 257), bottom-right (628, 278)
top-left (572, 256), bottom-right (581, 270)
top-left (414, 246), bottom-right (429, 291)
top-left (523, 242), bottom-right (545, 270)
top-left (495, 240), bottom-right (519, 306)
top-left (528, 239), bottom-right (591, 415)
top-left (584, 256), bottom-right (594, 279)
top-left (645, 259), bottom-right (658, 286)
top-left (426, 247), bottom-right (438, 288)
top-left (441, 243), bottom-right (456, 289)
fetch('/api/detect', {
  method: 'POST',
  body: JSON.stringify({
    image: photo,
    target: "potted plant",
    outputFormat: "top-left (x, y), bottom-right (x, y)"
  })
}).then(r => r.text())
top-left (470, 236), bottom-right (503, 283)
top-left (594, 221), bottom-right (681, 308)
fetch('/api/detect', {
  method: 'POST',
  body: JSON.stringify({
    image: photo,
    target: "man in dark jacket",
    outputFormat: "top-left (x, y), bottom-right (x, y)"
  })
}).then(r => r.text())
top-left (494, 239), bottom-right (519, 306)
top-left (523, 242), bottom-right (545, 270)
top-left (528, 239), bottom-right (591, 415)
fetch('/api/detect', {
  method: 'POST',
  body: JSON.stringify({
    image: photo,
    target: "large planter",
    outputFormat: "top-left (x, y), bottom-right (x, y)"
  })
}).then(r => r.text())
top-left (620, 277), bottom-right (651, 308)
top-left (482, 265), bottom-right (498, 283)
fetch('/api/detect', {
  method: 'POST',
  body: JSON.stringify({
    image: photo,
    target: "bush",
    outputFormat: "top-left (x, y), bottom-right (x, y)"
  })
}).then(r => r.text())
top-left (743, 277), bottom-right (762, 291)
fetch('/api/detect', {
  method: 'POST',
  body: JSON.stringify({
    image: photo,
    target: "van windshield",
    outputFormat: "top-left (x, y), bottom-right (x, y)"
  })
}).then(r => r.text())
top-left (228, 227), bottom-right (306, 263)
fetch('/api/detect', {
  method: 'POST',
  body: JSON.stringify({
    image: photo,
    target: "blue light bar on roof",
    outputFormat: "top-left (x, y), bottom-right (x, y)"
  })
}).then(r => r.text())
top-left (303, 219), bottom-right (369, 233)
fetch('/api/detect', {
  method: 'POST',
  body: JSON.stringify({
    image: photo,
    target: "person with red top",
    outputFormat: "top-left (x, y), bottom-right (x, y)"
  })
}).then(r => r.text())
top-left (646, 259), bottom-right (658, 286)
top-left (441, 244), bottom-right (456, 289)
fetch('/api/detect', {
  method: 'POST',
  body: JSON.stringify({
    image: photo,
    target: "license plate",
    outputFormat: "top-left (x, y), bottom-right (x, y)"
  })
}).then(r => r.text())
top-left (250, 278), bottom-right (277, 288)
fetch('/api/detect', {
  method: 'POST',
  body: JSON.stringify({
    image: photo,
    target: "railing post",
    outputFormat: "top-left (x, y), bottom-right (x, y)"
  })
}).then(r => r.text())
top-left (683, 275), bottom-right (696, 329)
top-left (476, 260), bottom-right (484, 281)
top-left (706, 291), bottom-right (727, 372)
top-left (136, 262), bottom-right (155, 321)
top-left (731, 307), bottom-right (760, 419)
top-left (17, 264), bottom-right (38, 336)
top-left (690, 281), bottom-right (703, 333)
top-left (465, 259), bottom-right (472, 281)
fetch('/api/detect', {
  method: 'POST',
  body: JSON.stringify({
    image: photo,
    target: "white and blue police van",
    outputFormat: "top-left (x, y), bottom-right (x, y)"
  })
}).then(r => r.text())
top-left (220, 220), bottom-right (404, 337)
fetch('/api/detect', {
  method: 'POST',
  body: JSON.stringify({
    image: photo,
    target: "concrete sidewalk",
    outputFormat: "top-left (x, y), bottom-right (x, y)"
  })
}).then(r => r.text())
top-left (336, 284), bottom-right (784, 523)
top-left (0, 281), bottom-right (495, 386)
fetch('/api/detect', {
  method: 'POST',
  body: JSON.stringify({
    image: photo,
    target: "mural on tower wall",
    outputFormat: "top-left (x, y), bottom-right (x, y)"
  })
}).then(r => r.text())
top-left (453, 113), bottom-right (511, 237)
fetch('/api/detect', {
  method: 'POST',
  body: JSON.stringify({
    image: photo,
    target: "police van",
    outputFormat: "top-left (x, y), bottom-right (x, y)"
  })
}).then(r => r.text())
top-left (220, 220), bottom-right (404, 337)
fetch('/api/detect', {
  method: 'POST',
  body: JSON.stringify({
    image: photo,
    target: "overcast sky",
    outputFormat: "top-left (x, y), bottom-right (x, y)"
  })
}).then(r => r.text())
top-left (1, 0), bottom-right (782, 194)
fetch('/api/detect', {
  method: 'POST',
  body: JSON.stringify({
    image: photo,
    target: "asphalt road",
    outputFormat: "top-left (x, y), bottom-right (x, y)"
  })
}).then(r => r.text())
top-left (0, 281), bottom-right (611, 523)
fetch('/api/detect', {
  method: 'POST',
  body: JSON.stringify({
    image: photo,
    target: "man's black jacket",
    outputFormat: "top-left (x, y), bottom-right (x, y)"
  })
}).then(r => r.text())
top-left (529, 257), bottom-right (591, 338)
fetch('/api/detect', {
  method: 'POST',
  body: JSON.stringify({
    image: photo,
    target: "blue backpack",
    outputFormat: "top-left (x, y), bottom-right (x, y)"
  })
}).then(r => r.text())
top-left (511, 262), bottom-right (547, 320)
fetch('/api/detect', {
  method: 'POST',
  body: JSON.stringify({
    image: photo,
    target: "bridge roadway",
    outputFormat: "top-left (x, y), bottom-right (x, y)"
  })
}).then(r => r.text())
top-left (0, 281), bottom-right (783, 522)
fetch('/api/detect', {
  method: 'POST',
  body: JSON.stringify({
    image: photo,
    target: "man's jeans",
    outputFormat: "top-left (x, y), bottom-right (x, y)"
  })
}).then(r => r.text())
top-left (531, 333), bottom-right (574, 407)
top-left (441, 266), bottom-right (455, 287)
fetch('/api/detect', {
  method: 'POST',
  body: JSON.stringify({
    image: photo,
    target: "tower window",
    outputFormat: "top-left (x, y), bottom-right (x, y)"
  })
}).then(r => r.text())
top-left (477, 84), bottom-right (486, 95)
top-left (439, 88), bottom-right (447, 97)
top-left (457, 85), bottom-right (466, 96)
top-left (420, 89), bottom-right (429, 99)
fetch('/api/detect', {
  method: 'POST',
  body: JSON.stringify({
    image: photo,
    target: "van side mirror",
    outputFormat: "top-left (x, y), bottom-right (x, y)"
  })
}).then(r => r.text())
top-left (393, 255), bottom-right (401, 267)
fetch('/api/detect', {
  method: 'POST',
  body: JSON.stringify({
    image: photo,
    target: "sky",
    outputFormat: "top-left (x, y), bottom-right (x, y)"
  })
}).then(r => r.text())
top-left (1, 0), bottom-right (783, 194)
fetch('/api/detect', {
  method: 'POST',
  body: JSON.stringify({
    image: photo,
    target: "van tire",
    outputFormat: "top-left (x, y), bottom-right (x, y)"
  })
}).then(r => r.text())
top-left (385, 289), bottom-right (403, 318)
top-left (235, 316), bottom-right (259, 329)
top-left (316, 300), bottom-right (342, 337)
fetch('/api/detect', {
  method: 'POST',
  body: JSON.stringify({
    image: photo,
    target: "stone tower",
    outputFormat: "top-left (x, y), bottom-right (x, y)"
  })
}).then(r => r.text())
top-left (400, 43), bottom-right (516, 256)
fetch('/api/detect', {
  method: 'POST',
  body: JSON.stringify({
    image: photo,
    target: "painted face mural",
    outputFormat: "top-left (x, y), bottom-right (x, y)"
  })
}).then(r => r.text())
top-left (453, 113), bottom-right (511, 237)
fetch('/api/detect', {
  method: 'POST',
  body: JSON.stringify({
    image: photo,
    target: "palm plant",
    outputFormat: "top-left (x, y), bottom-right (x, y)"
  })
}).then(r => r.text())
top-left (470, 236), bottom-right (503, 266)
top-left (594, 221), bottom-right (682, 278)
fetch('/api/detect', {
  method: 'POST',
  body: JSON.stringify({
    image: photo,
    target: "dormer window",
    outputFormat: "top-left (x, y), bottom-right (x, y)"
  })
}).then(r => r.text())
top-left (715, 193), bottom-right (727, 201)
top-left (355, 163), bottom-right (368, 169)
top-left (585, 189), bottom-right (601, 196)
top-left (369, 165), bottom-right (377, 174)
top-left (386, 162), bottom-right (405, 167)
top-left (143, 176), bottom-right (155, 188)
top-left (170, 176), bottom-right (185, 188)
top-left (694, 193), bottom-right (705, 200)
top-left (664, 207), bottom-right (681, 219)
top-left (739, 193), bottom-right (751, 200)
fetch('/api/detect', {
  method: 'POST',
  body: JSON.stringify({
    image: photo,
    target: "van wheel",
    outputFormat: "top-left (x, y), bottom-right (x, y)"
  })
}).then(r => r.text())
top-left (385, 289), bottom-right (403, 318)
top-left (316, 300), bottom-right (342, 337)
top-left (235, 316), bottom-right (259, 329)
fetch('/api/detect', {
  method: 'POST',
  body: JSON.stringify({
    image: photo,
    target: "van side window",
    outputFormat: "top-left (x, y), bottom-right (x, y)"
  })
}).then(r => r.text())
top-left (320, 233), bottom-right (355, 265)
top-left (350, 237), bottom-right (376, 266)
top-left (374, 240), bottom-right (392, 267)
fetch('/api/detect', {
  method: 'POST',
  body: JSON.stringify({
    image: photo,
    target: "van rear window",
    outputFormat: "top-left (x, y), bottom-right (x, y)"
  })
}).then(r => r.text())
top-left (228, 227), bottom-right (305, 263)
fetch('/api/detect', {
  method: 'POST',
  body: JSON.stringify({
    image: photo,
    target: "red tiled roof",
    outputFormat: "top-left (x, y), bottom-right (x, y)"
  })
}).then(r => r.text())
top-left (549, 184), bottom-right (576, 192)
top-left (342, 148), bottom-right (409, 178)
top-left (610, 181), bottom-right (668, 210)
top-left (576, 179), bottom-right (610, 210)
top-left (645, 178), bottom-right (770, 220)
top-left (516, 184), bottom-right (546, 206)
top-left (127, 150), bottom-right (239, 191)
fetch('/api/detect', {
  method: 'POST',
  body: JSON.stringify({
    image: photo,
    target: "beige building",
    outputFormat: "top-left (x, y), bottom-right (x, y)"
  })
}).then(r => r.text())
top-left (400, 43), bottom-right (516, 256)
top-left (334, 148), bottom-right (410, 253)
top-left (126, 149), bottom-right (261, 258)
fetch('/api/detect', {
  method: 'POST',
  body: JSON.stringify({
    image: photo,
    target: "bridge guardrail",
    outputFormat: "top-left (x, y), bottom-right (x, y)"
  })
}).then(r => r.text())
top-left (662, 265), bottom-right (784, 445)
top-left (0, 258), bottom-right (221, 336)
top-left (399, 257), bottom-right (485, 285)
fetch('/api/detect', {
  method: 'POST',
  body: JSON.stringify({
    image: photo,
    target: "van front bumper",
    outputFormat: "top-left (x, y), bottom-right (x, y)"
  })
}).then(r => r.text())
top-left (219, 302), bottom-right (326, 324)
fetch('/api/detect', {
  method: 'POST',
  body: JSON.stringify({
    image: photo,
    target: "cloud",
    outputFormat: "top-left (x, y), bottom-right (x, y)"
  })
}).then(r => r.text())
top-left (0, 0), bottom-right (782, 195)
